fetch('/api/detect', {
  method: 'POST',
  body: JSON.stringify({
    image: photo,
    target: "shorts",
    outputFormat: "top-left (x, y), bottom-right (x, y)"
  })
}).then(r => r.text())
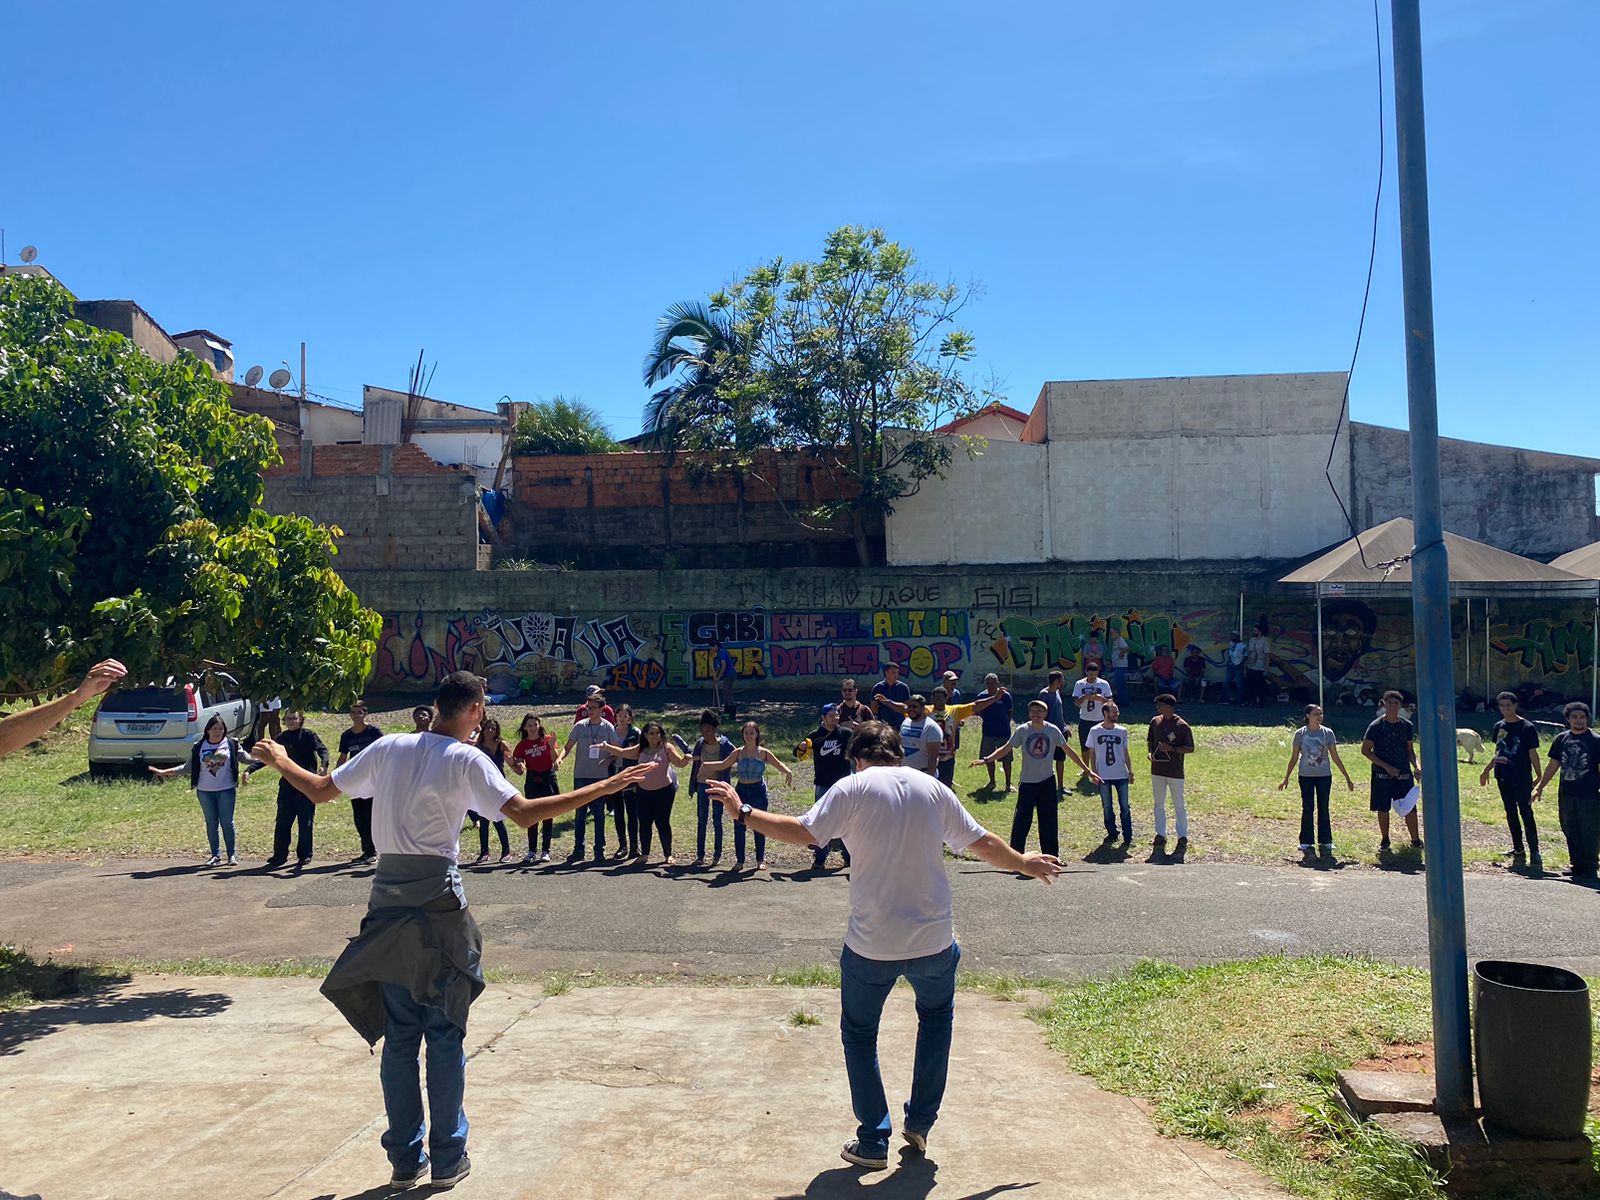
top-left (936, 758), bottom-right (955, 787)
top-left (1077, 720), bottom-right (1096, 749)
top-left (1370, 775), bottom-right (1415, 813)
top-left (979, 735), bottom-right (1010, 758)
top-left (1053, 746), bottom-right (1067, 763)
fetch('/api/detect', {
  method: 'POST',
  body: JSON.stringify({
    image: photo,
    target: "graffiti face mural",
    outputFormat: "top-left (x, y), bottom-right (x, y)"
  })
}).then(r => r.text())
top-left (1319, 599), bottom-right (1378, 683)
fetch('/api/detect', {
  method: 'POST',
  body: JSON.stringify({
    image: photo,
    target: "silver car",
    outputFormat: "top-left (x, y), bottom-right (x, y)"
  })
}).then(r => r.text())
top-left (88, 672), bottom-right (258, 776)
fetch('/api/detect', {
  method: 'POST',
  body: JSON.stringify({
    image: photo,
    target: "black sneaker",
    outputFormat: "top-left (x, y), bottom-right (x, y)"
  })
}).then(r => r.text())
top-left (389, 1157), bottom-right (428, 1191)
top-left (841, 1140), bottom-right (889, 1170)
top-left (264, 858), bottom-right (287, 869)
top-left (431, 1154), bottom-right (471, 1190)
top-left (567, 850), bottom-right (584, 863)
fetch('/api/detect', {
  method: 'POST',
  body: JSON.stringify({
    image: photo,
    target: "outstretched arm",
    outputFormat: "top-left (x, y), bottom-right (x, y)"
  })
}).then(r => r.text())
top-left (502, 764), bottom-right (654, 829)
top-left (251, 738), bottom-right (343, 805)
top-left (708, 780), bottom-right (814, 846)
top-left (966, 832), bottom-right (1064, 883)
top-left (0, 659), bottom-right (127, 759)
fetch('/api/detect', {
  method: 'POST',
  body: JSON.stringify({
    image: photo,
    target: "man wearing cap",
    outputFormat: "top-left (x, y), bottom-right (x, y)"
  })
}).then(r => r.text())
top-left (1147, 693), bottom-right (1194, 856)
top-left (802, 704), bottom-right (855, 868)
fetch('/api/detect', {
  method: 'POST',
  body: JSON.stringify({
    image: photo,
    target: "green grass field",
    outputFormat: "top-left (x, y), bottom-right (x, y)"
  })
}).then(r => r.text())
top-left (0, 692), bottom-right (1570, 873)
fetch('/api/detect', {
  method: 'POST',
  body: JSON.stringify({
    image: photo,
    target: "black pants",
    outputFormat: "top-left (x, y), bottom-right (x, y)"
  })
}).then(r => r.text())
top-left (1010, 779), bottom-right (1059, 856)
top-left (272, 789), bottom-right (315, 862)
top-left (637, 785), bottom-right (675, 857)
top-left (624, 788), bottom-right (645, 855)
top-left (1245, 669), bottom-right (1268, 705)
top-left (1297, 775), bottom-right (1333, 847)
top-left (524, 771), bottom-right (556, 854)
top-left (474, 815), bottom-right (509, 858)
top-left (350, 797), bottom-right (376, 858)
top-left (607, 794), bottom-right (628, 852)
top-left (1558, 790), bottom-right (1599, 878)
top-left (1495, 776), bottom-right (1538, 855)
top-left (813, 838), bottom-right (851, 867)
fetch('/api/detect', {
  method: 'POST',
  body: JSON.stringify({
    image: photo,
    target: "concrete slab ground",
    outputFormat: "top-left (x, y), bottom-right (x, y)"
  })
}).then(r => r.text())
top-left (0, 976), bottom-right (1285, 1200)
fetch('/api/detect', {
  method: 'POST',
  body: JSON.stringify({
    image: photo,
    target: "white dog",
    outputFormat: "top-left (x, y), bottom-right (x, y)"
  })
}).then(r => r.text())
top-left (1456, 728), bottom-right (1485, 763)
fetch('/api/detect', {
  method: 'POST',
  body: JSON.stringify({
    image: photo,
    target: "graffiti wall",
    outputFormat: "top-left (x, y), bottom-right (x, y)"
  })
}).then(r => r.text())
top-left (370, 591), bottom-right (1597, 701)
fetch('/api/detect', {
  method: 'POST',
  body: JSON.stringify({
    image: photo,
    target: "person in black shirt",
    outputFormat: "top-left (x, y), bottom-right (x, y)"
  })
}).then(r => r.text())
top-left (1360, 690), bottom-right (1421, 853)
top-left (803, 705), bottom-right (854, 869)
top-left (870, 664), bottom-right (911, 719)
top-left (1478, 691), bottom-right (1542, 868)
top-left (1537, 701), bottom-right (1600, 880)
top-left (834, 679), bottom-right (875, 730)
top-left (336, 700), bottom-right (384, 863)
top-left (265, 710), bottom-right (329, 868)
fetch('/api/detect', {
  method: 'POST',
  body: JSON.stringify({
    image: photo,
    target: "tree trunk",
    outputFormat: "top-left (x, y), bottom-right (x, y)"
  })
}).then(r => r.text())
top-left (849, 507), bottom-right (872, 567)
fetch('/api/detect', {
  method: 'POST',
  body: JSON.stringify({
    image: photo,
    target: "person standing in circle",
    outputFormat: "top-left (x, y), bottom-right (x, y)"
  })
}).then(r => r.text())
top-left (149, 713), bottom-right (259, 867)
top-left (469, 717), bottom-right (512, 865)
top-left (1479, 691), bottom-right (1542, 870)
top-left (1279, 703), bottom-right (1354, 858)
top-left (510, 714), bottom-right (561, 863)
top-left (1537, 701), bottom-right (1600, 881)
top-left (972, 699), bottom-right (1094, 857)
top-left (1145, 694), bottom-right (1194, 856)
top-left (1360, 690), bottom-right (1421, 854)
top-left (412, 706), bottom-right (435, 733)
top-left (689, 710), bottom-right (736, 866)
top-left (1087, 702), bottom-right (1134, 845)
top-left (804, 704), bottom-right (855, 869)
top-left (264, 710), bottom-right (329, 870)
top-left (602, 722), bottom-right (691, 865)
top-left (700, 721), bottom-right (794, 871)
top-left (338, 700), bottom-right (384, 864)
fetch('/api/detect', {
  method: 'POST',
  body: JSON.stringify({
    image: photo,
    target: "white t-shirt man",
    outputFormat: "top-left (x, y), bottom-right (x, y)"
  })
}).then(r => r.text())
top-left (898, 715), bottom-right (943, 772)
top-left (1110, 637), bottom-right (1129, 670)
top-left (1085, 723), bottom-right (1132, 782)
top-left (1072, 677), bottom-right (1113, 723)
top-left (800, 766), bottom-right (985, 960)
top-left (330, 732), bottom-right (521, 863)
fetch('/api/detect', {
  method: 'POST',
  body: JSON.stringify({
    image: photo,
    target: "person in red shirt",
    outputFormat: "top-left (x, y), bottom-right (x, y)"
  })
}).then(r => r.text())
top-left (1151, 646), bottom-right (1177, 694)
top-left (1181, 645), bottom-right (1208, 703)
top-left (574, 686), bottom-right (615, 725)
top-left (511, 714), bottom-right (564, 863)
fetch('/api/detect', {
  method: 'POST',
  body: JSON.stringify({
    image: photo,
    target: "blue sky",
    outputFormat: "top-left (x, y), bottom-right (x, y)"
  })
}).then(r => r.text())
top-left (6, 1), bottom-right (1596, 456)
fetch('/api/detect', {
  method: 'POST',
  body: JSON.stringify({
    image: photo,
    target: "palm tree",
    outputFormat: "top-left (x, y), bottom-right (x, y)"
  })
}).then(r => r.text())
top-left (639, 301), bottom-right (746, 452)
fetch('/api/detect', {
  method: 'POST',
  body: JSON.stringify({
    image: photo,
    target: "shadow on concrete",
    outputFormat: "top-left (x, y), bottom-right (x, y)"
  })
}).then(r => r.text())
top-left (1295, 850), bottom-right (1348, 872)
top-left (0, 981), bottom-right (232, 1056)
top-left (303, 1187), bottom-right (417, 1200)
top-left (776, 1150), bottom-right (1038, 1198)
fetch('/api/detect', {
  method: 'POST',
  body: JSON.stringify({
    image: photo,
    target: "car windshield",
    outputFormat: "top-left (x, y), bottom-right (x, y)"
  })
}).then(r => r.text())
top-left (99, 687), bottom-right (188, 715)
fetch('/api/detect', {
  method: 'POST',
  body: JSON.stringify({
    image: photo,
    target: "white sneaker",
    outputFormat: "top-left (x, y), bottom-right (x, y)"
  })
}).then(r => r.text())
top-left (204, 855), bottom-right (220, 867)
top-left (226, 854), bottom-right (239, 866)
top-left (538, 851), bottom-right (551, 863)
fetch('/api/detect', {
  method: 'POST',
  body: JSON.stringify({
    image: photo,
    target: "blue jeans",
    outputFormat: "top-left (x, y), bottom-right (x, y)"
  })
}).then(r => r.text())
top-left (197, 787), bottom-right (237, 857)
top-left (734, 781), bottom-right (768, 863)
top-left (1099, 778), bottom-right (1132, 840)
top-left (572, 779), bottom-right (607, 854)
top-left (840, 942), bottom-right (960, 1154)
top-left (695, 782), bottom-right (725, 859)
top-left (1113, 667), bottom-right (1128, 702)
top-left (379, 981), bottom-right (468, 1177)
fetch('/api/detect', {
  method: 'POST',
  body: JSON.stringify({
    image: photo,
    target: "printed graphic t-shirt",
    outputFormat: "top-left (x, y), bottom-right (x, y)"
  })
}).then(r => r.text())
top-left (1363, 717), bottom-right (1415, 783)
top-left (1005, 722), bottom-right (1067, 785)
top-left (1086, 724), bottom-right (1131, 782)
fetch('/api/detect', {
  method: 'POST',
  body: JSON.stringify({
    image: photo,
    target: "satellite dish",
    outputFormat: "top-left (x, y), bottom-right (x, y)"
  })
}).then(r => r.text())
top-left (244, 365), bottom-right (264, 388)
top-left (268, 368), bottom-right (292, 390)
top-left (19, 246), bottom-right (37, 263)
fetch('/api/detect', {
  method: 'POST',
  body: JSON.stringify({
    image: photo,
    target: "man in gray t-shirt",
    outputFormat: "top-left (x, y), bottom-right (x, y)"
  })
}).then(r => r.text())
top-left (564, 698), bottom-right (617, 859)
top-left (706, 719), bottom-right (1061, 1171)
top-left (974, 699), bottom-right (1094, 858)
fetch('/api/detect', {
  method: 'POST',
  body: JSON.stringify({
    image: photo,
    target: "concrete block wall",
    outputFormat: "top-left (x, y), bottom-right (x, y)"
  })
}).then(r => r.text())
top-left (263, 444), bottom-right (480, 571)
top-left (1350, 424), bottom-right (1600, 559)
top-left (509, 450), bottom-right (879, 567)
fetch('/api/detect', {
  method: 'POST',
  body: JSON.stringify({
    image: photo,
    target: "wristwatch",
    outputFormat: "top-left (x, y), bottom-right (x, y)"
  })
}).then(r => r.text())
top-left (737, 803), bottom-right (753, 823)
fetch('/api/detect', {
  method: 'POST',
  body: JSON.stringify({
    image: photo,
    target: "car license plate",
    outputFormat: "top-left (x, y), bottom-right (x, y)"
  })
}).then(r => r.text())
top-left (121, 722), bottom-right (164, 734)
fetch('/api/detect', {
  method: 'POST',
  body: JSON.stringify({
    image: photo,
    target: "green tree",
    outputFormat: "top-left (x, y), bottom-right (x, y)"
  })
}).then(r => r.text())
top-left (658, 226), bottom-right (989, 565)
top-left (511, 396), bottom-right (618, 455)
top-left (0, 274), bottom-right (380, 705)
top-left (639, 300), bottom-right (750, 453)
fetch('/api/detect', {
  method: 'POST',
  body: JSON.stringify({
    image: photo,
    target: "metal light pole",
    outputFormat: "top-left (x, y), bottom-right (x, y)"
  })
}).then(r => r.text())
top-left (1391, 0), bottom-right (1472, 1119)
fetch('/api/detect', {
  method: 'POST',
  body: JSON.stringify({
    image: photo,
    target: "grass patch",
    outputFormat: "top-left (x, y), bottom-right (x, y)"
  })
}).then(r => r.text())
top-left (0, 697), bottom-right (1570, 873)
top-left (767, 963), bottom-right (842, 989)
top-left (0, 944), bottom-right (126, 1012)
top-left (95, 955), bottom-right (333, 980)
top-left (1032, 955), bottom-right (1448, 1199)
top-left (787, 1008), bottom-right (823, 1027)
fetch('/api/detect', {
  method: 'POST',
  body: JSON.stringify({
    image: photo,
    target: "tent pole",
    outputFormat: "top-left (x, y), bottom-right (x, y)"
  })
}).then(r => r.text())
top-left (1391, 0), bottom-right (1471, 1120)
top-left (1591, 593), bottom-right (1597, 714)
top-left (1484, 598), bottom-right (1490, 704)
top-left (1464, 597), bottom-right (1471, 702)
top-left (1316, 589), bottom-right (1324, 711)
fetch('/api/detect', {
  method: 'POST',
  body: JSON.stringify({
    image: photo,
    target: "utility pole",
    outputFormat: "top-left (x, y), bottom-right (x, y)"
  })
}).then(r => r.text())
top-left (1391, 0), bottom-right (1472, 1120)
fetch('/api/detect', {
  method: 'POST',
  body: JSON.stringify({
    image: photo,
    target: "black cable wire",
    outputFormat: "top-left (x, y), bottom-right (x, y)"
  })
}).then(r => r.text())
top-left (1325, 0), bottom-right (1390, 571)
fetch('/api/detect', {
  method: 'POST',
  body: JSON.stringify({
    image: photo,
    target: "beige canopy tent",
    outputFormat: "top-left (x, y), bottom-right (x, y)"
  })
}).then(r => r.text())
top-left (1552, 541), bottom-right (1600, 579)
top-left (1274, 518), bottom-right (1598, 708)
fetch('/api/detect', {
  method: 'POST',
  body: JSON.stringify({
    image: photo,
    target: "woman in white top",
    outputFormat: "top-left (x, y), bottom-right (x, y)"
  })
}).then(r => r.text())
top-left (150, 714), bottom-right (256, 866)
top-left (1278, 703), bottom-right (1354, 855)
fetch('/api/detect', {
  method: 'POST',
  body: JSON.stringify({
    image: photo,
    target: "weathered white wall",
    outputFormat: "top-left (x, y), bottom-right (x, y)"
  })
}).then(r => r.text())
top-left (887, 372), bottom-right (1354, 566)
top-left (950, 410), bottom-right (1028, 441)
top-left (302, 403), bottom-right (362, 445)
top-left (885, 436), bottom-right (1046, 565)
top-left (1043, 373), bottom-right (1352, 561)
